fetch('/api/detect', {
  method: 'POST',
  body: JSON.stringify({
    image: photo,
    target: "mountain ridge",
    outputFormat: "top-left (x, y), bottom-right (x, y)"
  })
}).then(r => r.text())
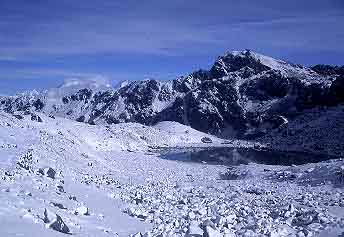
top-left (1, 50), bottom-right (343, 138)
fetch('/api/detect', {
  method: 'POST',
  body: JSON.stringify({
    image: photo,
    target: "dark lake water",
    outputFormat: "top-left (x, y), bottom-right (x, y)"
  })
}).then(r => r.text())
top-left (159, 147), bottom-right (337, 166)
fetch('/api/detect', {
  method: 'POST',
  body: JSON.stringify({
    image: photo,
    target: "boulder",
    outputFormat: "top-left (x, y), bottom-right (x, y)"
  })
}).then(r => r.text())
top-left (203, 226), bottom-right (222, 237)
top-left (39, 167), bottom-right (56, 179)
top-left (186, 221), bottom-right (203, 237)
top-left (31, 114), bottom-right (43, 122)
top-left (43, 209), bottom-right (70, 234)
top-left (201, 137), bottom-right (213, 144)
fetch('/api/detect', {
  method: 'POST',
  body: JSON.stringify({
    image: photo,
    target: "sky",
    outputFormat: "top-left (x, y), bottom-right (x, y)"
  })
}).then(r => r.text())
top-left (0, 0), bottom-right (343, 95)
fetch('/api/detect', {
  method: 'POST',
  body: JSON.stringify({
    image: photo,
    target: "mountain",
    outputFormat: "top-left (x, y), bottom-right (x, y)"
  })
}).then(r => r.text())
top-left (1, 50), bottom-right (343, 138)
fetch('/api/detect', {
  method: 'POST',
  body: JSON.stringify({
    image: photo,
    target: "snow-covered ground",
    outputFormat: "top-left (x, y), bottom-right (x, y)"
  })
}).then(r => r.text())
top-left (0, 112), bottom-right (343, 236)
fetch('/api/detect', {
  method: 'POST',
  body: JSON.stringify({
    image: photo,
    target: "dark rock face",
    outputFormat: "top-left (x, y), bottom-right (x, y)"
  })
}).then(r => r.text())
top-left (118, 80), bottom-right (161, 124)
top-left (210, 50), bottom-right (271, 78)
top-left (330, 76), bottom-right (344, 104)
top-left (173, 70), bottom-right (210, 93)
top-left (153, 97), bottom-right (185, 124)
top-left (184, 79), bottom-right (245, 135)
top-left (311, 65), bottom-right (344, 76)
top-left (294, 82), bottom-right (330, 109)
top-left (1, 50), bottom-right (342, 138)
top-left (239, 71), bottom-right (290, 101)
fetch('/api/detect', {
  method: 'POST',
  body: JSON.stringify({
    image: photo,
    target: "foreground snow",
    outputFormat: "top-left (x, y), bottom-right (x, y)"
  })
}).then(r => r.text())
top-left (0, 112), bottom-right (343, 236)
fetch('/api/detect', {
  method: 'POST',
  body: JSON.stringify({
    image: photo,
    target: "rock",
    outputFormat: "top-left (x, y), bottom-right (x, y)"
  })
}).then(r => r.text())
top-left (307, 223), bottom-right (322, 232)
top-left (226, 213), bottom-right (237, 224)
top-left (143, 232), bottom-right (152, 237)
top-left (223, 228), bottom-right (236, 237)
top-left (186, 221), bottom-right (203, 237)
top-left (297, 231), bottom-right (305, 237)
top-left (69, 195), bottom-right (77, 201)
top-left (269, 227), bottom-right (288, 237)
top-left (38, 167), bottom-right (56, 179)
top-left (202, 220), bottom-right (217, 229)
top-left (75, 206), bottom-right (90, 215)
top-left (13, 114), bottom-right (24, 120)
top-left (43, 209), bottom-right (70, 234)
top-left (56, 185), bottom-right (65, 193)
top-left (45, 168), bottom-right (56, 179)
top-left (244, 230), bottom-right (256, 237)
top-left (188, 211), bottom-right (196, 220)
top-left (179, 199), bottom-right (188, 205)
top-left (316, 213), bottom-right (329, 224)
top-left (245, 187), bottom-right (265, 195)
top-left (204, 226), bottom-right (222, 237)
top-left (43, 209), bottom-right (55, 223)
top-left (293, 214), bottom-right (314, 226)
top-left (213, 215), bottom-right (225, 225)
top-left (201, 137), bottom-right (213, 144)
top-left (31, 114), bottom-right (43, 122)
top-left (197, 208), bottom-right (207, 216)
top-left (51, 202), bottom-right (67, 210)
top-left (305, 168), bottom-right (314, 173)
top-left (288, 204), bottom-right (296, 213)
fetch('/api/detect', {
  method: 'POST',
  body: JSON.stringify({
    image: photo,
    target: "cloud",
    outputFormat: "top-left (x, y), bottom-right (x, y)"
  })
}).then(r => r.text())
top-left (0, 0), bottom-right (342, 60)
top-left (0, 56), bottom-right (18, 61)
top-left (62, 75), bottom-right (111, 88)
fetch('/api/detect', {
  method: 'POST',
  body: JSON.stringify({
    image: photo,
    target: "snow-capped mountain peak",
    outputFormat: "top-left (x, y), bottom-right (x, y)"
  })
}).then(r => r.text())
top-left (217, 49), bottom-right (318, 78)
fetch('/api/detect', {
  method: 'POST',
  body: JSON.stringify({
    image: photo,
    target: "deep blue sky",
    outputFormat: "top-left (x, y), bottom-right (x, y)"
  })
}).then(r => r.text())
top-left (0, 0), bottom-right (343, 95)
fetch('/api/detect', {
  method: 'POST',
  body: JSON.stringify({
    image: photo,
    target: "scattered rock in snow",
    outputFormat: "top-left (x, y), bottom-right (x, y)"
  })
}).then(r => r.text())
top-left (43, 208), bottom-right (70, 234)
top-left (50, 202), bottom-right (67, 210)
top-left (75, 206), bottom-right (89, 216)
top-left (38, 167), bottom-right (56, 179)
top-left (68, 195), bottom-right (77, 201)
top-left (16, 150), bottom-right (34, 171)
top-left (56, 184), bottom-right (65, 193)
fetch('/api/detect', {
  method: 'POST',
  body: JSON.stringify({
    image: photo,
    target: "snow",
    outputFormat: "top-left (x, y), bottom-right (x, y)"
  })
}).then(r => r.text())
top-left (0, 110), bottom-right (343, 236)
top-left (229, 50), bottom-right (323, 82)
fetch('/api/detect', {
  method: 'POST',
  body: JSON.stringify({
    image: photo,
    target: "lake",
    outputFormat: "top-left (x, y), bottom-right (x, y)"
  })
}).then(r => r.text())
top-left (159, 147), bottom-right (337, 166)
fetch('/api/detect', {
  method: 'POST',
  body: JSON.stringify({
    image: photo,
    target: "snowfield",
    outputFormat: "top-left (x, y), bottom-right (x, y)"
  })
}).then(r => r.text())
top-left (0, 112), bottom-right (344, 236)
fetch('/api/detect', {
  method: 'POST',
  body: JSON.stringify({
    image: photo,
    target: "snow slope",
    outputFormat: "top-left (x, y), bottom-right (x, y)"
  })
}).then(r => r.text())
top-left (0, 112), bottom-right (230, 236)
top-left (1, 111), bottom-right (344, 236)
